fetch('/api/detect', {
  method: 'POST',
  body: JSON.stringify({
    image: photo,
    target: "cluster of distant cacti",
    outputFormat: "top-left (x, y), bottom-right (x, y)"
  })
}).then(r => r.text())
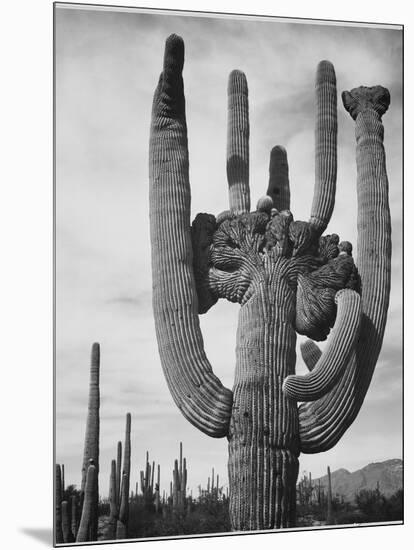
top-left (55, 343), bottom-right (133, 543)
top-left (55, 343), bottom-right (229, 544)
top-left (296, 466), bottom-right (333, 525)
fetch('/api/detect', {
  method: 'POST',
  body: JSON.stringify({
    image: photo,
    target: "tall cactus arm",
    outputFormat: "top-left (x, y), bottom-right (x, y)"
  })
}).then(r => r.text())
top-left (283, 289), bottom-right (361, 401)
top-left (149, 34), bottom-right (232, 438)
top-left (310, 61), bottom-right (338, 235)
top-left (267, 145), bottom-right (290, 211)
top-left (300, 339), bottom-right (322, 372)
top-left (298, 86), bottom-right (391, 453)
top-left (227, 70), bottom-right (250, 214)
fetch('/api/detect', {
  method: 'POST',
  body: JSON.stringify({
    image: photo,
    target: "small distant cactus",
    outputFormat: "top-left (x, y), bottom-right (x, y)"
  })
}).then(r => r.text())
top-left (149, 33), bottom-right (392, 530)
top-left (116, 441), bottom-right (122, 508)
top-left (171, 442), bottom-right (187, 513)
top-left (70, 495), bottom-right (78, 540)
top-left (116, 413), bottom-right (131, 538)
top-left (140, 451), bottom-right (155, 510)
top-left (155, 464), bottom-right (161, 513)
top-left (116, 473), bottom-right (128, 539)
top-left (326, 466), bottom-right (333, 524)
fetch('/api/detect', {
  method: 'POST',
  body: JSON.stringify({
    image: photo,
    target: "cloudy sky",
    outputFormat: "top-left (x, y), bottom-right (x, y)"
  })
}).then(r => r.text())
top-left (55, 4), bottom-right (402, 500)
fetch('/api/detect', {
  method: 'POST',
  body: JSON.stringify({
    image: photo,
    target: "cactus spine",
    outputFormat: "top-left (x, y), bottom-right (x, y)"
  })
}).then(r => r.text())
top-left (149, 34), bottom-right (392, 530)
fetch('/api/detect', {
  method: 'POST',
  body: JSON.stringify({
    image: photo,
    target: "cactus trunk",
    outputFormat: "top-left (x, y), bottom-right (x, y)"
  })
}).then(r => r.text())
top-left (80, 343), bottom-right (100, 540)
top-left (326, 466), bottom-right (333, 524)
top-left (117, 413), bottom-right (131, 536)
top-left (55, 464), bottom-right (64, 544)
top-left (116, 441), bottom-right (122, 508)
top-left (228, 286), bottom-right (299, 529)
top-left (70, 495), bottom-right (78, 540)
top-left (61, 501), bottom-right (74, 543)
top-left (107, 459), bottom-right (118, 540)
top-left (77, 464), bottom-right (97, 543)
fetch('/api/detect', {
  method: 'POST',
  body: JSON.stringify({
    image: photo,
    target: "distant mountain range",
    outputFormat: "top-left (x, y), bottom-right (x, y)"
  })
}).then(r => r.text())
top-left (313, 459), bottom-right (402, 502)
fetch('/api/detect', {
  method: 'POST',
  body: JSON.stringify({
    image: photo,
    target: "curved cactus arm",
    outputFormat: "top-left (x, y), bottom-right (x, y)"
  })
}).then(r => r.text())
top-left (283, 289), bottom-right (361, 401)
top-left (149, 34), bottom-right (232, 438)
top-left (266, 145), bottom-right (290, 211)
top-left (309, 61), bottom-right (337, 235)
top-left (298, 86), bottom-right (391, 453)
top-left (300, 339), bottom-right (322, 372)
top-left (227, 70), bottom-right (250, 214)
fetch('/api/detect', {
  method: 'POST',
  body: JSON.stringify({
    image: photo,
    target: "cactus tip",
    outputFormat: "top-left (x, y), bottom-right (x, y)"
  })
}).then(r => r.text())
top-left (316, 60), bottom-right (336, 83)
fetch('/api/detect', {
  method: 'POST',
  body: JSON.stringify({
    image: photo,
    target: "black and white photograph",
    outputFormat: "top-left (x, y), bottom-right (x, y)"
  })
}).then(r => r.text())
top-left (53, 1), bottom-right (403, 545)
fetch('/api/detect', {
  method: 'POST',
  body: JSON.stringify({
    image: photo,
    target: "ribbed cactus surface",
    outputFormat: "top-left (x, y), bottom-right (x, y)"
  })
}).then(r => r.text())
top-left (310, 61), bottom-right (337, 234)
top-left (298, 86), bottom-right (391, 453)
top-left (300, 339), bottom-right (322, 371)
top-left (283, 289), bottom-right (361, 401)
top-left (149, 34), bottom-right (392, 530)
top-left (149, 34), bottom-right (233, 438)
top-left (227, 70), bottom-right (250, 214)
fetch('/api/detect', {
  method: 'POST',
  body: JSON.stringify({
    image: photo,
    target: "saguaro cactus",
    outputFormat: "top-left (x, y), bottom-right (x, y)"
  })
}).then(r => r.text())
top-left (116, 441), bottom-right (122, 508)
top-left (55, 464), bottom-right (64, 544)
top-left (107, 459), bottom-right (118, 540)
top-left (70, 495), bottom-right (78, 540)
top-left (326, 466), bottom-right (333, 524)
top-left (80, 343), bottom-right (100, 540)
top-left (116, 413), bottom-right (131, 537)
top-left (149, 34), bottom-right (391, 530)
top-left (61, 500), bottom-right (74, 543)
top-left (77, 463), bottom-right (97, 543)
